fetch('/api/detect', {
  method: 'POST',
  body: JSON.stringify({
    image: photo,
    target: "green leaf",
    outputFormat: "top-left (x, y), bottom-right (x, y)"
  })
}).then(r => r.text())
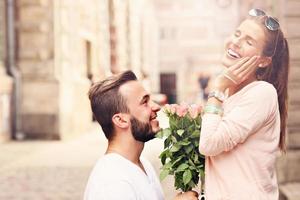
top-left (170, 155), bottom-right (184, 167)
top-left (170, 118), bottom-right (178, 129)
top-left (193, 139), bottom-right (199, 147)
top-left (176, 163), bottom-right (189, 172)
top-left (164, 138), bottom-right (171, 149)
top-left (192, 153), bottom-right (199, 163)
top-left (174, 173), bottom-right (184, 190)
top-left (163, 161), bottom-right (173, 169)
top-left (171, 135), bottom-right (177, 143)
top-left (188, 180), bottom-right (196, 189)
top-left (190, 130), bottom-right (200, 138)
top-left (177, 129), bottom-right (185, 136)
top-left (188, 158), bottom-right (196, 167)
top-left (183, 170), bottom-right (192, 185)
top-left (182, 117), bottom-right (190, 128)
top-left (159, 149), bottom-right (168, 158)
top-left (159, 149), bottom-right (169, 165)
top-left (155, 130), bottom-right (164, 138)
top-left (197, 116), bottom-right (202, 125)
top-left (184, 145), bottom-right (193, 154)
top-left (187, 125), bottom-right (195, 133)
top-left (189, 165), bottom-right (196, 170)
top-left (163, 128), bottom-right (172, 138)
top-left (200, 168), bottom-right (205, 179)
top-left (170, 144), bottom-right (181, 152)
top-left (161, 153), bottom-right (167, 165)
top-left (160, 169), bottom-right (169, 181)
top-left (178, 140), bottom-right (191, 146)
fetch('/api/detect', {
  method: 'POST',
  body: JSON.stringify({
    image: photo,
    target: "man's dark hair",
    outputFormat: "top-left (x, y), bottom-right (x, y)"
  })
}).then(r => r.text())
top-left (88, 70), bottom-right (137, 140)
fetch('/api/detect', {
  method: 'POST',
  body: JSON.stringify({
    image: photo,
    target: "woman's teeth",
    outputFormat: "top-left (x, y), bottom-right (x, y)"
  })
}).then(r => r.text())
top-left (227, 49), bottom-right (241, 59)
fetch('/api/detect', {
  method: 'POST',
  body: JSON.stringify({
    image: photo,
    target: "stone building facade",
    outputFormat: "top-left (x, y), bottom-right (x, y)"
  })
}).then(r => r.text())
top-left (15, 0), bottom-right (110, 139)
top-left (110, 0), bottom-right (160, 91)
top-left (1, 0), bottom-right (158, 140)
top-left (0, 0), bottom-right (13, 143)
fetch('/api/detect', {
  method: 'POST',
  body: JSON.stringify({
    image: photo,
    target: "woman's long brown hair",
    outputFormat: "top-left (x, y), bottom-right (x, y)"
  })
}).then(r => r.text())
top-left (254, 16), bottom-right (290, 151)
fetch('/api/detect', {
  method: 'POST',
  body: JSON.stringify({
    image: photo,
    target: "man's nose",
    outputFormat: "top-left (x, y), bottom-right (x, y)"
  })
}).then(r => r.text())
top-left (151, 101), bottom-right (161, 112)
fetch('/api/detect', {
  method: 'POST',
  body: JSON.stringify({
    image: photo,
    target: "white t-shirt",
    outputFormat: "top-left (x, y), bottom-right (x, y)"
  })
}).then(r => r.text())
top-left (84, 153), bottom-right (164, 200)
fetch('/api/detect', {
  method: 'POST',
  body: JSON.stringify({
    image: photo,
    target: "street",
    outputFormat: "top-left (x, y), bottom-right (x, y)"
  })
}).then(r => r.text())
top-left (0, 112), bottom-right (181, 200)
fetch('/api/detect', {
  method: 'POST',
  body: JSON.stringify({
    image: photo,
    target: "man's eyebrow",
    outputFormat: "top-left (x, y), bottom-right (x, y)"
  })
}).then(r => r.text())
top-left (140, 94), bottom-right (150, 104)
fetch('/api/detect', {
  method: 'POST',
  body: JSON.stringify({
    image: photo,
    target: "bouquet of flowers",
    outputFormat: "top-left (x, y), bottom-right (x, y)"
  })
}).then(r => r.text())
top-left (156, 103), bottom-right (205, 192)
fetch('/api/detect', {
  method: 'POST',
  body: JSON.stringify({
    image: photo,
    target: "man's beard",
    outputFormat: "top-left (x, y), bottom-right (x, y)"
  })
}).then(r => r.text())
top-left (130, 116), bottom-right (155, 142)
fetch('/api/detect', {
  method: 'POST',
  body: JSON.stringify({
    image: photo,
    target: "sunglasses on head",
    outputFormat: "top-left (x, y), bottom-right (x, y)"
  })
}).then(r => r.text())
top-left (249, 8), bottom-right (280, 57)
top-left (248, 8), bottom-right (280, 31)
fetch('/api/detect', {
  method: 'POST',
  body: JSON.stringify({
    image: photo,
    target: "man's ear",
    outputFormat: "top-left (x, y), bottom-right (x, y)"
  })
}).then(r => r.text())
top-left (112, 113), bottom-right (129, 129)
top-left (258, 57), bottom-right (272, 68)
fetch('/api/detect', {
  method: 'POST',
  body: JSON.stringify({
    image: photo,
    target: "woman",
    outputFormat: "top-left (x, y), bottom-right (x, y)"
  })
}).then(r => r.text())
top-left (199, 9), bottom-right (289, 199)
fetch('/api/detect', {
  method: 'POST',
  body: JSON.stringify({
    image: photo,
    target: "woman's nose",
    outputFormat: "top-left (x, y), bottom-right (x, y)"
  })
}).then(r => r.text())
top-left (232, 37), bottom-right (241, 48)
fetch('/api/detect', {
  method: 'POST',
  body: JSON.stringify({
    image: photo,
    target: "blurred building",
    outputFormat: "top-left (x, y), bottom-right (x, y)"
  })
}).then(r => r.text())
top-left (0, 0), bottom-right (159, 141)
top-left (154, 0), bottom-right (239, 103)
top-left (0, 0), bottom-right (13, 142)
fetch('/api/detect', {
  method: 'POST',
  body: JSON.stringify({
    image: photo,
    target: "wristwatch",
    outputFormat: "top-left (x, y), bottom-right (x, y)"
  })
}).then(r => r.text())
top-left (208, 91), bottom-right (225, 102)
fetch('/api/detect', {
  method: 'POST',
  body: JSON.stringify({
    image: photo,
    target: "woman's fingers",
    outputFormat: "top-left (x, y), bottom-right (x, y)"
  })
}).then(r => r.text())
top-left (223, 71), bottom-right (238, 84)
top-left (223, 57), bottom-right (250, 84)
top-left (239, 58), bottom-right (261, 81)
top-left (224, 56), bottom-right (260, 84)
top-left (228, 56), bottom-right (250, 71)
top-left (233, 56), bottom-right (259, 74)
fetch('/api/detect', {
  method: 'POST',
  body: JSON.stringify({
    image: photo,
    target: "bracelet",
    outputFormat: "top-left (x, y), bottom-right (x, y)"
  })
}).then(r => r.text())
top-left (202, 104), bottom-right (223, 116)
top-left (208, 90), bottom-right (225, 102)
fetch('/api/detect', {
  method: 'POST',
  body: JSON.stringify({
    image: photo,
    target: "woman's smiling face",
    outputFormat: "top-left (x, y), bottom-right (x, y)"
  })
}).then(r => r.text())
top-left (221, 19), bottom-right (266, 68)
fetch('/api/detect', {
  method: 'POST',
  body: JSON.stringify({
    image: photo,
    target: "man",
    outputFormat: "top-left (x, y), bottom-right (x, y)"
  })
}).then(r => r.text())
top-left (84, 70), bottom-right (198, 200)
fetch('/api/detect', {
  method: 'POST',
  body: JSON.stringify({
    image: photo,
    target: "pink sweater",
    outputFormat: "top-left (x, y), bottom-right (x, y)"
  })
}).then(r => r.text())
top-left (199, 81), bottom-right (280, 200)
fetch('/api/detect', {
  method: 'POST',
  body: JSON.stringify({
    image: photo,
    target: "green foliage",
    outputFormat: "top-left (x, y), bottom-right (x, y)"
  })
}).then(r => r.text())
top-left (156, 111), bottom-right (205, 192)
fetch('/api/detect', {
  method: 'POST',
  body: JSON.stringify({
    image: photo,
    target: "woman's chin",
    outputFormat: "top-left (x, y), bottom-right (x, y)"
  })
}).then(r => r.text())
top-left (221, 57), bottom-right (231, 68)
top-left (221, 55), bottom-right (238, 68)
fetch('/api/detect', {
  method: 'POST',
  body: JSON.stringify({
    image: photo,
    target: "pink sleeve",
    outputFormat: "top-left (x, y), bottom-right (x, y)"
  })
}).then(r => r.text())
top-left (199, 84), bottom-right (278, 156)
